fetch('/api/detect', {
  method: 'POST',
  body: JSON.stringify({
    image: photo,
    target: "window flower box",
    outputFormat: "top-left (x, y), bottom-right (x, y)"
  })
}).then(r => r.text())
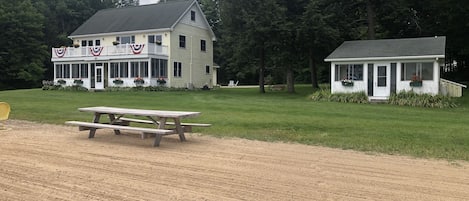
top-left (410, 80), bottom-right (422, 87)
top-left (134, 77), bottom-right (145, 86)
top-left (113, 79), bottom-right (124, 85)
top-left (73, 79), bottom-right (83, 85)
top-left (157, 77), bottom-right (166, 85)
top-left (57, 79), bottom-right (66, 85)
top-left (341, 80), bottom-right (354, 87)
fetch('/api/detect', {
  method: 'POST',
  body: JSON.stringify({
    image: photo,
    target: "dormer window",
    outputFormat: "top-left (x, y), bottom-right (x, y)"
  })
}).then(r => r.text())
top-left (191, 10), bottom-right (196, 21)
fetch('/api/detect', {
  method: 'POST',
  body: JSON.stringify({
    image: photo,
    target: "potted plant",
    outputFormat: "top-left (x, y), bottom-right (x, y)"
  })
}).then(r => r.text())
top-left (73, 79), bottom-right (83, 85)
top-left (410, 74), bottom-right (422, 87)
top-left (73, 43), bottom-right (80, 48)
top-left (113, 78), bottom-right (124, 85)
top-left (341, 79), bottom-right (354, 87)
top-left (113, 41), bottom-right (120, 46)
top-left (134, 77), bottom-right (145, 86)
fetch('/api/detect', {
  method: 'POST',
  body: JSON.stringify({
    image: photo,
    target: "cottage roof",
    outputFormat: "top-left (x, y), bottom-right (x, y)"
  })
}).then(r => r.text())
top-left (325, 36), bottom-right (446, 62)
top-left (70, 0), bottom-right (201, 37)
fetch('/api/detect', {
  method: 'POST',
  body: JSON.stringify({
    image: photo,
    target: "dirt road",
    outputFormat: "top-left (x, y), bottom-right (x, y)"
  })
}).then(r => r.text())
top-left (0, 120), bottom-right (468, 200)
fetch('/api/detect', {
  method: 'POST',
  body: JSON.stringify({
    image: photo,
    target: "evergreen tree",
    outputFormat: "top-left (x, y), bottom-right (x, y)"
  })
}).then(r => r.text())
top-left (0, 0), bottom-right (48, 89)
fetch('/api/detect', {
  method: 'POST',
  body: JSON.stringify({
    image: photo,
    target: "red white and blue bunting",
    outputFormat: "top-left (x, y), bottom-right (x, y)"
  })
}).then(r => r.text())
top-left (54, 47), bottom-right (67, 58)
top-left (130, 44), bottom-right (145, 54)
top-left (89, 46), bottom-right (104, 56)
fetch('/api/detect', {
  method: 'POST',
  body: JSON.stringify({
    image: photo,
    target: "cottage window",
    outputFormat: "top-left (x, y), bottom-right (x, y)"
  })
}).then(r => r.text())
top-left (201, 39), bottom-right (206, 52)
top-left (335, 64), bottom-right (363, 81)
top-left (88, 40), bottom-right (93, 46)
top-left (206, 65), bottom-right (210, 74)
top-left (173, 62), bottom-right (182, 77)
top-left (81, 40), bottom-right (87, 47)
top-left (151, 58), bottom-right (168, 78)
top-left (401, 62), bottom-right (433, 81)
top-left (95, 40), bottom-right (101, 46)
top-left (179, 35), bottom-right (186, 48)
top-left (191, 10), bottom-right (196, 21)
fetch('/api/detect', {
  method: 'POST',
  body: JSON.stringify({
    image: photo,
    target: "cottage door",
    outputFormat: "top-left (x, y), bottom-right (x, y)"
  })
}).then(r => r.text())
top-left (373, 63), bottom-right (390, 97)
top-left (94, 63), bottom-right (104, 90)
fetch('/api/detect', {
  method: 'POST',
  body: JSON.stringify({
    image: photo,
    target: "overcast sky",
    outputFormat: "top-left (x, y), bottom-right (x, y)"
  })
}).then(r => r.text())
top-left (139, 0), bottom-right (159, 5)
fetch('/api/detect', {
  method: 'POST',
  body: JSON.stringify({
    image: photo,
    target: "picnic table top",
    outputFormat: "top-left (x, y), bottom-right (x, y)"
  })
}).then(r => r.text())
top-left (78, 106), bottom-right (200, 118)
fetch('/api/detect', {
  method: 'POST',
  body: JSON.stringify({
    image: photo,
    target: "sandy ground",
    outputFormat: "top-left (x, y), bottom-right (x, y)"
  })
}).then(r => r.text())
top-left (0, 120), bottom-right (468, 201)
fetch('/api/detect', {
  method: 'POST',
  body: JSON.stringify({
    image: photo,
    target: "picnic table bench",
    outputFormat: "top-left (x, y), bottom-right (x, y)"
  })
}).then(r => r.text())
top-left (66, 106), bottom-right (210, 147)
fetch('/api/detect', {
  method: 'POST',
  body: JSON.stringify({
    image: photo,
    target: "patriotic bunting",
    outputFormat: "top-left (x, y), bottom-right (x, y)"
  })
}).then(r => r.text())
top-left (130, 44), bottom-right (145, 54)
top-left (90, 46), bottom-right (104, 56)
top-left (54, 47), bottom-right (67, 58)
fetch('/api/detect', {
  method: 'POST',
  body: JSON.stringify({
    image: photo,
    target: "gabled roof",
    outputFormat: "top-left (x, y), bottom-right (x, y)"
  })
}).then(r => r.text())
top-left (325, 36), bottom-right (446, 62)
top-left (70, 0), bottom-right (214, 39)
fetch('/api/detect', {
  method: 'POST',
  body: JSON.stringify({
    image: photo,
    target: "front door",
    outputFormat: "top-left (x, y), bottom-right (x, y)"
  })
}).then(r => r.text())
top-left (373, 63), bottom-right (390, 97)
top-left (95, 63), bottom-right (104, 90)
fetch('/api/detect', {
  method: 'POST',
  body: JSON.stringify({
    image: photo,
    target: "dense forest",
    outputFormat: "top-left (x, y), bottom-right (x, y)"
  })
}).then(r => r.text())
top-left (1, 0), bottom-right (468, 91)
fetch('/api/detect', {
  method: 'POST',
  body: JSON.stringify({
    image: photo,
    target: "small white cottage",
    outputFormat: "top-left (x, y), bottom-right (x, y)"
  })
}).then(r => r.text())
top-left (324, 36), bottom-right (464, 99)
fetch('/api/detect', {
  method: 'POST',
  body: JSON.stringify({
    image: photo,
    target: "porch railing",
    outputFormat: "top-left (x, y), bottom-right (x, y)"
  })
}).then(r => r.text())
top-left (52, 43), bottom-right (168, 59)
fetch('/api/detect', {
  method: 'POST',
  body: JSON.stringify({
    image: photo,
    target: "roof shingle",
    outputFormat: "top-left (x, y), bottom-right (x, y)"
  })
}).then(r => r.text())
top-left (325, 36), bottom-right (446, 61)
top-left (70, 0), bottom-right (194, 37)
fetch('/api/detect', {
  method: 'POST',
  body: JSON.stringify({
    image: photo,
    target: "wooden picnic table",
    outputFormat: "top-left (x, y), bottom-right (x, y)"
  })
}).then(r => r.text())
top-left (66, 106), bottom-right (205, 147)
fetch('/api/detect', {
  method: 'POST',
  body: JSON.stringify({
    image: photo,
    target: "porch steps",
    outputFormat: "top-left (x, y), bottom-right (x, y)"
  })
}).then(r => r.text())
top-left (368, 97), bottom-right (388, 104)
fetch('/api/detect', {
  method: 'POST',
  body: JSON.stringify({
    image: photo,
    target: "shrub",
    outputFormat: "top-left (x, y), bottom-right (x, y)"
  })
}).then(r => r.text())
top-left (388, 91), bottom-right (457, 108)
top-left (310, 90), bottom-right (369, 104)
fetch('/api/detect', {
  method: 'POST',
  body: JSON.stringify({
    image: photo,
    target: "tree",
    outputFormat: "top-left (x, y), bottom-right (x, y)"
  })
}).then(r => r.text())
top-left (301, 0), bottom-right (342, 89)
top-left (115, 0), bottom-right (139, 7)
top-left (220, 0), bottom-right (286, 93)
top-left (0, 0), bottom-right (48, 89)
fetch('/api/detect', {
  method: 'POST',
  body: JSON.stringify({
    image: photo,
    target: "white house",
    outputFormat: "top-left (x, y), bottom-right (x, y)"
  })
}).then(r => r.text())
top-left (51, 0), bottom-right (217, 90)
top-left (324, 36), bottom-right (465, 99)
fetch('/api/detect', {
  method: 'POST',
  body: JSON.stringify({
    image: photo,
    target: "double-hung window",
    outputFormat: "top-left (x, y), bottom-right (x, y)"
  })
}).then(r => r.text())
top-left (173, 62), bottom-right (182, 77)
top-left (179, 35), bottom-right (186, 48)
top-left (201, 39), bottom-right (206, 52)
top-left (191, 10), bottom-right (196, 21)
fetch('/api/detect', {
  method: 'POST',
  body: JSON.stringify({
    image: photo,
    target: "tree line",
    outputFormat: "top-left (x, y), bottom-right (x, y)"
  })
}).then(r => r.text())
top-left (1, 0), bottom-right (468, 91)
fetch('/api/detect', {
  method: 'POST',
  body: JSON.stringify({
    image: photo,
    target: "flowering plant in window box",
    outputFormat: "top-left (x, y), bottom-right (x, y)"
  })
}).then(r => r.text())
top-left (57, 79), bottom-right (66, 85)
top-left (341, 79), bottom-right (354, 87)
top-left (134, 77), bottom-right (145, 85)
top-left (410, 74), bottom-right (422, 87)
top-left (113, 78), bottom-right (124, 85)
top-left (157, 77), bottom-right (166, 85)
top-left (73, 79), bottom-right (83, 85)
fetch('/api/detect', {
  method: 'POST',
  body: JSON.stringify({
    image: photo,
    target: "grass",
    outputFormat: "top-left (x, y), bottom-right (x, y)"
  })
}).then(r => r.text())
top-left (1, 85), bottom-right (469, 161)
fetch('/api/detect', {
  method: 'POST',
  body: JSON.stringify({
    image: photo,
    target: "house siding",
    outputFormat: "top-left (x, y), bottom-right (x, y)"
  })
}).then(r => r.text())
top-left (169, 21), bottom-right (213, 88)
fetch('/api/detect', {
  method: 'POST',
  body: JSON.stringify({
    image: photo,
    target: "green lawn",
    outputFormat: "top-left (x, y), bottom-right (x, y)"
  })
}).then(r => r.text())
top-left (1, 86), bottom-right (469, 161)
